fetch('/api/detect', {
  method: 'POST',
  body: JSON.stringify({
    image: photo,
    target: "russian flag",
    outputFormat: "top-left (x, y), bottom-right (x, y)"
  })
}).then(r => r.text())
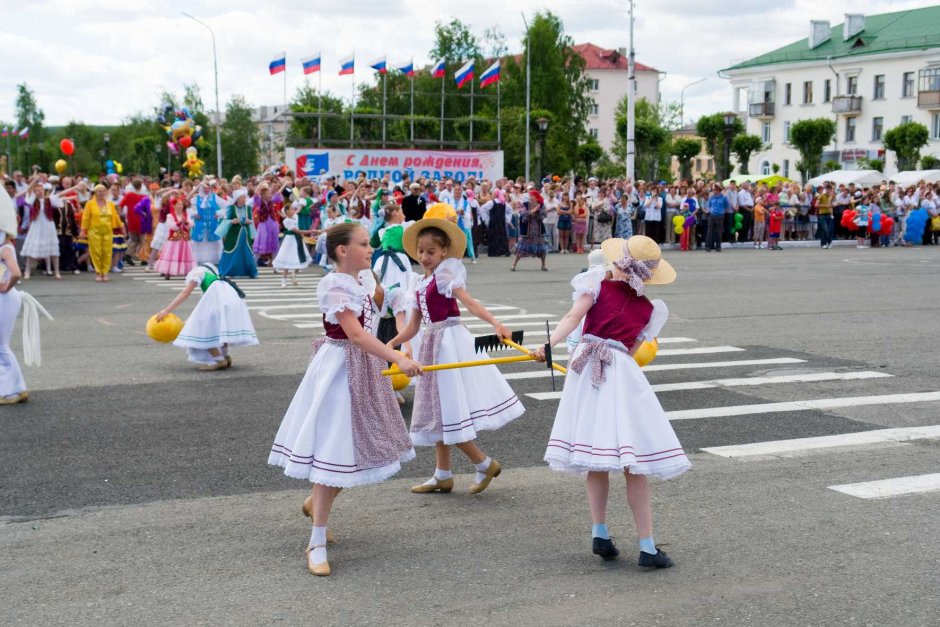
top-left (301, 53), bottom-right (321, 75)
top-left (369, 56), bottom-right (387, 74)
top-left (269, 53), bottom-right (286, 75)
top-left (339, 54), bottom-right (355, 76)
top-left (395, 59), bottom-right (414, 78)
top-left (0, 127), bottom-right (7, 137)
top-left (480, 60), bottom-right (500, 88)
top-left (454, 60), bottom-right (474, 89)
top-left (17, 127), bottom-right (29, 139)
top-left (432, 59), bottom-right (446, 79)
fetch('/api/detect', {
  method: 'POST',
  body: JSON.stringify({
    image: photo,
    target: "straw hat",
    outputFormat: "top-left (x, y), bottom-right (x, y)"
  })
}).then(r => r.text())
top-left (0, 188), bottom-right (17, 240)
top-left (402, 202), bottom-right (467, 259)
top-left (600, 235), bottom-right (676, 286)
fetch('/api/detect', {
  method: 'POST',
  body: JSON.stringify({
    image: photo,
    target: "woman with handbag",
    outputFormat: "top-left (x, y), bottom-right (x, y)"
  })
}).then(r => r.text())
top-left (589, 187), bottom-right (614, 248)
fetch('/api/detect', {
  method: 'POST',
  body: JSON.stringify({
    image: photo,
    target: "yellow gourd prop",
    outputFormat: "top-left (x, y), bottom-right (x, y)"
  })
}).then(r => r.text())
top-left (633, 338), bottom-right (658, 367)
top-left (146, 313), bottom-right (185, 343)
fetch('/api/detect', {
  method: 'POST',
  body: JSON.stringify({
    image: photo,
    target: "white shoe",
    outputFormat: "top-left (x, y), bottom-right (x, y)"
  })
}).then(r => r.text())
top-left (471, 259), bottom-right (477, 264)
top-left (280, 279), bottom-right (287, 288)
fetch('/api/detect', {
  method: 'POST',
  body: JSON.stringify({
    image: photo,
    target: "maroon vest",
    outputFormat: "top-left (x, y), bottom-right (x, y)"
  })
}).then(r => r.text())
top-left (322, 296), bottom-right (373, 338)
top-left (417, 276), bottom-right (460, 324)
top-left (30, 198), bottom-right (55, 222)
top-left (581, 280), bottom-right (653, 348)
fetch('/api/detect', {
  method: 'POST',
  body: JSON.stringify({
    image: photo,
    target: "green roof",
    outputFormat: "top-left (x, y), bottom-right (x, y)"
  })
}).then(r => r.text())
top-left (724, 6), bottom-right (940, 72)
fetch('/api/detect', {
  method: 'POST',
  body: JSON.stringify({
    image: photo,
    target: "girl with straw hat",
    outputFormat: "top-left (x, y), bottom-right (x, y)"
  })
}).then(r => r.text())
top-left (532, 235), bottom-right (690, 568)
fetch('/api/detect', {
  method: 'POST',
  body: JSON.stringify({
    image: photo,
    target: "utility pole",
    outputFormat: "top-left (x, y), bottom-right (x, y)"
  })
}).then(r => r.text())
top-left (522, 12), bottom-right (531, 183)
top-left (626, 0), bottom-right (635, 181)
top-left (182, 12), bottom-right (223, 177)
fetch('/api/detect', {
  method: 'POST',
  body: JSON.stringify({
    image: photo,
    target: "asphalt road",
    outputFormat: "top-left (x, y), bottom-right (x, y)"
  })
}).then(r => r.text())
top-left (2, 244), bottom-right (939, 626)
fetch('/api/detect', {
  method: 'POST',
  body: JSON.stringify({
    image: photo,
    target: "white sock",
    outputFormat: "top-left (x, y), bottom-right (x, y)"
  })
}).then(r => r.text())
top-left (308, 526), bottom-right (328, 563)
top-left (474, 457), bottom-right (492, 483)
top-left (425, 468), bottom-right (452, 485)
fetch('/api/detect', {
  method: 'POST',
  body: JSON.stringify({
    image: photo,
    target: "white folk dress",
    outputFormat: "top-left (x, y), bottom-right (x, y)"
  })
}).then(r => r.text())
top-left (21, 196), bottom-right (61, 258)
top-left (172, 266), bottom-right (259, 365)
top-left (543, 266), bottom-right (691, 480)
top-left (409, 258), bottom-right (524, 446)
top-left (0, 239), bottom-right (26, 396)
top-left (268, 272), bottom-right (415, 487)
top-left (273, 217), bottom-right (312, 271)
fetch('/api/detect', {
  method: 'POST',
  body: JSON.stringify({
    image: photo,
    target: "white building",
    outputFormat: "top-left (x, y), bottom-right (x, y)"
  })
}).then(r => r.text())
top-left (723, 7), bottom-right (940, 181)
top-left (573, 43), bottom-right (662, 153)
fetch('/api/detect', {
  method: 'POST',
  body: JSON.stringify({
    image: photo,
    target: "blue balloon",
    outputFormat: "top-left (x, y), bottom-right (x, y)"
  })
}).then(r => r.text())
top-left (904, 208), bottom-right (928, 243)
top-left (106, 159), bottom-right (114, 168)
top-left (870, 212), bottom-right (882, 233)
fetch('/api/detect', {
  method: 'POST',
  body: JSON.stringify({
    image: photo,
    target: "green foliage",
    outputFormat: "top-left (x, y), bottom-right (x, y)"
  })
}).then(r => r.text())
top-left (221, 95), bottom-right (261, 178)
top-left (858, 157), bottom-right (884, 172)
top-left (614, 97), bottom-right (672, 181)
top-left (730, 134), bottom-right (762, 175)
top-left (824, 159), bottom-right (841, 173)
top-left (789, 118), bottom-right (836, 181)
top-left (920, 155), bottom-right (940, 170)
top-left (576, 141), bottom-right (604, 176)
top-left (695, 113), bottom-right (744, 178)
top-left (883, 121), bottom-right (929, 171)
top-left (670, 137), bottom-right (701, 181)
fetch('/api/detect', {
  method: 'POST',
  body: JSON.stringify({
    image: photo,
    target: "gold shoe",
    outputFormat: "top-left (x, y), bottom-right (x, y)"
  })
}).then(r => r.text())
top-left (198, 360), bottom-right (226, 371)
top-left (469, 459), bottom-right (502, 494)
top-left (305, 545), bottom-right (331, 577)
top-left (224, 355), bottom-right (232, 368)
top-left (410, 477), bottom-right (454, 493)
top-left (0, 391), bottom-right (28, 405)
top-left (301, 496), bottom-right (337, 544)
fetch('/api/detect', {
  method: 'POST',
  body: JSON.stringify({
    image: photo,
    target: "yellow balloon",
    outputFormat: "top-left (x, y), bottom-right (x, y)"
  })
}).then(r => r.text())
top-left (389, 350), bottom-right (412, 390)
top-left (672, 215), bottom-right (684, 227)
top-left (424, 202), bottom-right (458, 223)
top-left (146, 313), bottom-right (185, 343)
top-left (54, 159), bottom-right (67, 173)
top-left (633, 338), bottom-right (658, 367)
top-left (674, 225), bottom-right (684, 235)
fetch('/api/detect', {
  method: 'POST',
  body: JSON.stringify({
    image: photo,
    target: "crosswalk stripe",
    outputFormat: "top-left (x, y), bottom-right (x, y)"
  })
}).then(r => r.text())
top-left (462, 320), bottom-right (560, 331)
top-left (543, 346), bottom-right (746, 362)
top-left (701, 425), bottom-right (940, 459)
top-left (502, 357), bottom-right (807, 380)
top-left (666, 391), bottom-right (940, 421)
top-left (524, 370), bottom-right (895, 400)
top-left (828, 473), bottom-right (940, 499)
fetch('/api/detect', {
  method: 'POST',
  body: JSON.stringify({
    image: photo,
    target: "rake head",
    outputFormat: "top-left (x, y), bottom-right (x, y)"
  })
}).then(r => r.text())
top-left (474, 330), bottom-right (525, 353)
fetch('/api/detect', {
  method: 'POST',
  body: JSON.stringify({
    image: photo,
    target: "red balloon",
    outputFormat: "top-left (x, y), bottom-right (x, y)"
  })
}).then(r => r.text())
top-left (60, 138), bottom-right (75, 156)
top-left (880, 216), bottom-right (894, 236)
top-left (179, 135), bottom-right (192, 148)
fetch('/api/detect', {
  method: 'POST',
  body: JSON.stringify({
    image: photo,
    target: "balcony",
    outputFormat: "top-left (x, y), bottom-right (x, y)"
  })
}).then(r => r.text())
top-left (832, 95), bottom-right (862, 114)
top-left (918, 90), bottom-right (940, 109)
top-left (748, 102), bottom-right (775, 118)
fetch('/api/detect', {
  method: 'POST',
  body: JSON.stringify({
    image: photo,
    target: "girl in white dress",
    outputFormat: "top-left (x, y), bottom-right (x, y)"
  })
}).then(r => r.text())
top-left (533, 235), bottom-right (690, 568)
top-left (268, 222), bottom-right (422, 577)
top-left (273, 203), bottom-right (313, 287)
top-left (155, 263), bottom-right (258, 371)
top-left (20, 181), bottom-right (62, 280)
top-left (389, 208), bottom-right (524, 495)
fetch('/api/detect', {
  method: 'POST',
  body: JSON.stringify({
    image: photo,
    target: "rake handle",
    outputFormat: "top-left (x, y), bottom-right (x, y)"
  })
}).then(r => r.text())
top-left (382, 354), bottom-right (536, 376)
top-left (500, 338), bottom-right (568, 375)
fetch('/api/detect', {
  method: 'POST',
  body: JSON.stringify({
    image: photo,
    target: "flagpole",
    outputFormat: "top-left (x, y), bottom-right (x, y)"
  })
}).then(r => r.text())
top-left (410, 65), bottom-right (415, 146)
top-left (382, 70), bottom-right (387, 148)
top-left (497, 76), bottom-right (501, 147)
top-left (317, 66), bottom-right (322, 147)
top-left (350, 55), bottom-right (355, 147)
top-left (440, 66), bottom-right (445, 149)
top-left (283, 56), bottom-right (288, 157)
top-left (470, 70), bottom-right (475, 147)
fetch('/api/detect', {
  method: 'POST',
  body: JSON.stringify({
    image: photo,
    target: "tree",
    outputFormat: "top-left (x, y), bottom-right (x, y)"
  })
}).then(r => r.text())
top-left (290, 84), bottom-right (349, 147)
top-left (730, 134), bottom-right (762, 175)
top-left (695, 113), bottom-right (744, 179)
top-left (789, 118), bottom-right (836, 181)
top-left (576, 141), bottom-right (603, 175)
top-left (221, 95), bottom-right (261, 178)
top-left (14, 83), bottom-right (46, 170)
top-left (823, 159), bottom-right (840, 173)
top-left (920, 155), bottom-right (940, 170)
top-left (671, 137), bottom-right (701, 182)
top-left (614, 97), bottom-right (672, 182)
top-left (883, 121), bottom-right (929, 172)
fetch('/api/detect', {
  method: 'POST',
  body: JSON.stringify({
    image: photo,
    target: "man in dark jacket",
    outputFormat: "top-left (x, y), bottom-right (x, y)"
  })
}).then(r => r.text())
top-left (402, 182), bottom-right (427, 222)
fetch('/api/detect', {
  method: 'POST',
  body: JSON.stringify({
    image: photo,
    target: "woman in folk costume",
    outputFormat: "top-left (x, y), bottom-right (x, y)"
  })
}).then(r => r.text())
top-left (0, 188), bottom-right (53, 405)
top-left (533, 235), bottom-right (690, 568)
top-left (19, 180), bottom-right (63, 279)
top-left (388, 204), bottom-right (524, 495)
top-left (155, 263), bottom-right (258, 371)
top-left (55, 187), bottom-right (80, 274)
top-left (273, 201), bottom-right (313, 287)
top-left (189, 182), bottom-right (223, 265)
top-left (268, 223), bottom-right (422, 577)
top-left (153, 195), bottom-right (195, 280)
top-left (452, 184), bottom-right (477, 264)
top-left (252, 183), bottom-right (280, 267)
top-left (511, 189), bottom-right (548, 272)
top-left (131, 190), bottom-right (155, 264)
top-left (80, 184), bottom-right (125, 282)
top-left (371, 202), bottom-right (413, 292)
top-left (216, 189), bottom-right (258, 279)
top-left (479, 188), bottom-right (511, 257)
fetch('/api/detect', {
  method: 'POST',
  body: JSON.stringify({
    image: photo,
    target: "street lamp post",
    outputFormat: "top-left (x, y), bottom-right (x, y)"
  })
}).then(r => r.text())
top-left (722, 112), bottom-right (737, 180)
top-left (102, 133), bottom-right (110, 172)
top-left (182, 12), bottom-right (223, 178)
top-left (679, 77), bottom-right (707, 129)
top-left (522, 12), bottom-right (531, 184)
top-left (536, 117), bottom-right (549, 183)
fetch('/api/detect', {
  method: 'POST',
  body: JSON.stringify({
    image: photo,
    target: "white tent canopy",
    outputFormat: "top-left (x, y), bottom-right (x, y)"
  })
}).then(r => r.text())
top-left (887, 170), bottom-right (940, 186)
top-left (807, 170), bottom-right (886, 188)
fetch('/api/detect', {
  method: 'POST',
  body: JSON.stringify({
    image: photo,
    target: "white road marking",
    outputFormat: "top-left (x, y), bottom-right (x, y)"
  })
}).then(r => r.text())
top-left (546, 346), bottom-right (746, 362)
top-left (462, 320), bottom-right (561, 330)
top-left (828, 473), bottom-right (940, 499)
top-left (502, 357), bottom-right (807, 380)
top-left (667, 391), bottom-right (940, 421)
top-left (701, 425), bottom-right (940, 459)
top-left (525, 371), bottom-right (893, 400)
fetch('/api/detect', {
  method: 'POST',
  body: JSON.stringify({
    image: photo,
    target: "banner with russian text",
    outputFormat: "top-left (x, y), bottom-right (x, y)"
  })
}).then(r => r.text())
top-left (286, 148), bottom-right (504, 183)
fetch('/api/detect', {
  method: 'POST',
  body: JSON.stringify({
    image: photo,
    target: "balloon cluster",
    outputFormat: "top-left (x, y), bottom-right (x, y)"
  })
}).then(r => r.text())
top-left (733, 213), bottom-right (744, 233)
top-left (182, 147), bottom-right (205, 179)
top-left (671, 215), bottom-right (684, 235)
top-left (904, 208), bottom-right (929, 244)
top-left (106, 159), bottom-right (124, 176)
top-left (840, 209), bottom-right (857, 230)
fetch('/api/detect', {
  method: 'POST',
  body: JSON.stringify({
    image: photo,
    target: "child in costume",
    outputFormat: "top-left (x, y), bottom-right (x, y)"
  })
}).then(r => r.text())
top-left (190, 184), bottom-right (223, 264)
top-left (371, 202), bottom-right (412, 291)
top-left (533, 235), bottom-right (690, 568)
top-left (273, 202), bottom-right (313, 287)
top-left (268, 222), bottom-right (422, 577)
top-left (155, 263), bottom-right (258, 371)
top-left (153, 196), bottom-right (195, 279)
top-left (216, 190), bottom-right (258, 278)
top-left (388, 205), bottom-right (524, 495)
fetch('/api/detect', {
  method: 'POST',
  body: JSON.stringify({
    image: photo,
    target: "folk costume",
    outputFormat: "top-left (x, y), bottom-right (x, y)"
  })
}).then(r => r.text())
top-left (81, 196), bottom-right (123, 275)
top-left (215, 192), bottom-right (258, 278)
top-left (268, 271), bottom-right (415, 487)
top-left (371, 221), bottom-right (413, 293)
top-left (153, 206), bottom-right (195, 277)
top-left (21, 194), bottom-right (62, 261)
top-left (273, 216), bottom-right (312, 271)
top-left (252, 194), bottom-right (280, 257)
top-left (190, 192), bottom-right (223, 264)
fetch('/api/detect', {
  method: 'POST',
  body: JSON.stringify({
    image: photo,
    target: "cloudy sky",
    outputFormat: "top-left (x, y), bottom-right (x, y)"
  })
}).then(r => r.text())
top-left (3, 0), bottom-right (935, 128)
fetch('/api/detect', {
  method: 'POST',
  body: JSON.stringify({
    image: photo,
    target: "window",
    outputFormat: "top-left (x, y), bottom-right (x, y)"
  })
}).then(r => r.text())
top-left (903, 72), bottom-right (915, 97)
top-left (783, 159), bottom-right (790, 178)
top-left (845, 116), bottom-right (856, 142)
top-left (901, 115), bottom-right (913, 125)
top-left (708, 158), bottom-right (714, 171)
top-left (847, 75), bottom-right (858, 95)
top-left (783, 121), bottom-right (791, 143)
top-left (872, 116), bottom-right (884, 141)
top-left (761, 122), bottom-right (771, 143)
top-left (589, 128), bottom-right (599, 139)
top-left (824, 79), bottom-right (832, 102)
top-left (933, 113), bottom-right (940, 140)
top-left (590, 78), bottom-right (599, 91)
top-left (695, 158), bottom-right (702, 172)
top-left (802, 81), bottom-right (813, 104)
top-left (760, 161), bottom-right (771, 176)
top-left (590, 102), bottom-right (599, 116)
top-left (785, 83), bottom-right (792, 105)
top-left (873, 74), bottom-right (885, 99)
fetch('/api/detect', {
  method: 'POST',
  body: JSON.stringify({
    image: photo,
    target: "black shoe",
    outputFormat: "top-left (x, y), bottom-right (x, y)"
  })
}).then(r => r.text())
top-left (592, 537), bottom-right (619, 561)
top-left (124, 258), bottom-right (136, 266)
top-left (638, 548), bottom-right (674, 569)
